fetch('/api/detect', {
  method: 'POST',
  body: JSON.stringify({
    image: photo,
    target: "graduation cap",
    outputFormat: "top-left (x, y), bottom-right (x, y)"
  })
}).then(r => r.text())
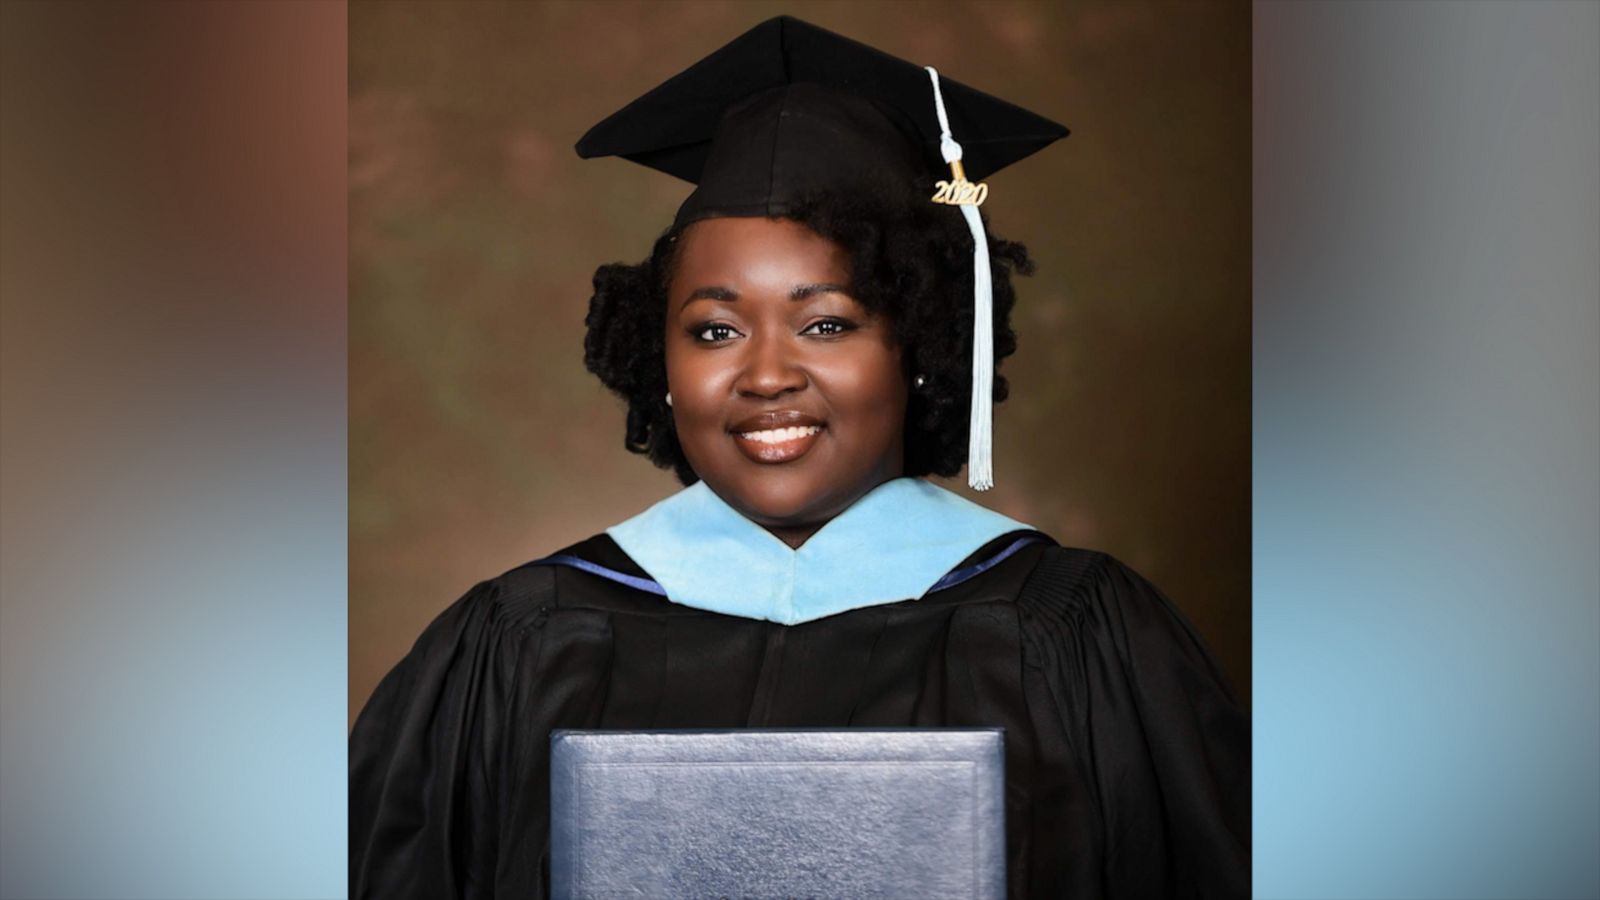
top-left (576, 15), bottom-right (1069, 490)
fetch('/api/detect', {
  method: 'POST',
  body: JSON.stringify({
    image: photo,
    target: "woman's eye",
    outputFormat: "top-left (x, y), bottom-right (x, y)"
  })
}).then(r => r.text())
top-left (692, 323), bottom-right (741, 342)
top-left (801, 319), bottom-right (855, 337)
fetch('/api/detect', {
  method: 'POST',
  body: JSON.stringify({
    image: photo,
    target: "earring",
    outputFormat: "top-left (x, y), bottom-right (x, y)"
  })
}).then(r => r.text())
top-left (913, 375), bottom-right (927, 389)
top-left (665, 392), bottom-right (673, 407)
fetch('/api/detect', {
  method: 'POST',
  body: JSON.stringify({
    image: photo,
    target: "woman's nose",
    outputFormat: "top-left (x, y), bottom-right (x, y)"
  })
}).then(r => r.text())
top-left (735, 333), bottom-right (807, 399)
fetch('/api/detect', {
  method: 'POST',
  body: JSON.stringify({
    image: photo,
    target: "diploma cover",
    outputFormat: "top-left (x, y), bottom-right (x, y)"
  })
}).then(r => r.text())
top-left (549, 729), bottom-right (1006, 899)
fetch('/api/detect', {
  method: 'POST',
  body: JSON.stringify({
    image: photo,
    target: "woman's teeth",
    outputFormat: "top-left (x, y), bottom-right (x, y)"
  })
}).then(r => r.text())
top-left (738, 425), bottom-right (822, 444)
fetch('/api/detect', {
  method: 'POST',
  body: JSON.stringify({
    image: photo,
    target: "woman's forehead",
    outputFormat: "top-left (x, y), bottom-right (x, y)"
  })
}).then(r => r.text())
top-left (672, 217), bottom-right (851, 294)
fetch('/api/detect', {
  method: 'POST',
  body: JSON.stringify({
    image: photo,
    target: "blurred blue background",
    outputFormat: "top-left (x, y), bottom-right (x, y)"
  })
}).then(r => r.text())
top-left (1254, 3), bottom-right (1598, 898)
top-left (0, 2), bottom-right (1595, 898)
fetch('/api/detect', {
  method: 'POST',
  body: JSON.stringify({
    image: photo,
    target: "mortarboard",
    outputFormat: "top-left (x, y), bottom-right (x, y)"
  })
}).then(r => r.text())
top-left (576, 15), bottom-right (1068, 490)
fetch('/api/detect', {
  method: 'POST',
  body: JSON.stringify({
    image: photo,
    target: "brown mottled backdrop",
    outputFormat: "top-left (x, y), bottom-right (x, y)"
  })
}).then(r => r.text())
top-left (350, 1), bottom-right (1250, 726)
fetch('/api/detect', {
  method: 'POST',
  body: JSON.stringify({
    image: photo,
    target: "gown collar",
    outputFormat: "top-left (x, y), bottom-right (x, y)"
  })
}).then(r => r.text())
top-left (605, 477), bottom-right (1033, 625)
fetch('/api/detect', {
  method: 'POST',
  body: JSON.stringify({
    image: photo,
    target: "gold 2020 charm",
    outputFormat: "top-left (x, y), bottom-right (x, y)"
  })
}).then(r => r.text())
top-left (930, 159), bottom-right (988, 206)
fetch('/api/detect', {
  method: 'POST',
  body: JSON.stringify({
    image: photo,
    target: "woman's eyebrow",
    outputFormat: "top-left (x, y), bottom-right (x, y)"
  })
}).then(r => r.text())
top-left (789, 282), bottom-right (851, 300)
top-left (680, 286), bottom-right (738, 309)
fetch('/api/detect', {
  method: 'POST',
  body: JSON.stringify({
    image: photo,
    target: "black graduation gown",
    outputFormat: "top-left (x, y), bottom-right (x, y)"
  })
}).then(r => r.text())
top-left (349, 533), bottom-right (1249, 899)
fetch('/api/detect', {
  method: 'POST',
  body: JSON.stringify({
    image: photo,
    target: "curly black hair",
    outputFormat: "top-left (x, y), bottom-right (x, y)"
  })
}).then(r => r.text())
top-left (583, 186), bottom-right (1033, 486)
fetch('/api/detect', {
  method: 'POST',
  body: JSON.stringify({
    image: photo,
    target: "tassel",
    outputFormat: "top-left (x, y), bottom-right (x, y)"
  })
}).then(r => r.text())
top-left (925, 67), bottom-right (994, 491)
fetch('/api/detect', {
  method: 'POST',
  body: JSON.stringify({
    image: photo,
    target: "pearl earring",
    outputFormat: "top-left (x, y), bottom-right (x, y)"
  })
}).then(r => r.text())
top-left (913, 375), bottom-right (927, 389)
top-left (665, 392), bottom-right (673, 407)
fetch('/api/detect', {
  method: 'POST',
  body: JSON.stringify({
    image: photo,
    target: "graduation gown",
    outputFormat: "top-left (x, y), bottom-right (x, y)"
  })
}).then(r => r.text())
top-left (349, 527), bottom-right (1250, 899)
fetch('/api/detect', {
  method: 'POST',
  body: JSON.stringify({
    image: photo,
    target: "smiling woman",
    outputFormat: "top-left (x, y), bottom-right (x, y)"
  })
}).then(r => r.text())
top-left (350, 15), bottom-right (1248, 900)
top-left (665, 217), bottom-right (908, 545)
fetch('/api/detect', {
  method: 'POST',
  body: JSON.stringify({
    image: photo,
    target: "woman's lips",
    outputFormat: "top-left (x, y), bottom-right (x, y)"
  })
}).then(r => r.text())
top-left (732, 424), bottom-right (824, 463)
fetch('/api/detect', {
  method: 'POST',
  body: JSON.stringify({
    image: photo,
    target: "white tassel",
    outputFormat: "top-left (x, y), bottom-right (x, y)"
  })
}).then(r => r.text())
top-left (959, 202), bottom-right (994, 490)
top-left (925, 67), bottom-right (995, 491)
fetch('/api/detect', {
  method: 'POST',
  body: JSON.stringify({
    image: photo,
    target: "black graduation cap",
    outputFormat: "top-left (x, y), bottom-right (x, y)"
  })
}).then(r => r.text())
top-left (575, 15), bottom-right (1069, 226)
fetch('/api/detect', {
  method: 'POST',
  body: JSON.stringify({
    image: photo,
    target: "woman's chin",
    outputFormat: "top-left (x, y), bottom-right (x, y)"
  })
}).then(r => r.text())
top-left (728, 489), bottom-right (831, 532)
top-left (709, 474), bottom-right (843, 533)
top-left (693, 446), bottom-right (904, 539)
top-left (719, 475), bottom-right (907, 543)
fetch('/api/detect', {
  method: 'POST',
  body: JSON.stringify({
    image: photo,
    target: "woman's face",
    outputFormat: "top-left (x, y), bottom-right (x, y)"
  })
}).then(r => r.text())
top-left (665, 217), bottom-right (908, 546)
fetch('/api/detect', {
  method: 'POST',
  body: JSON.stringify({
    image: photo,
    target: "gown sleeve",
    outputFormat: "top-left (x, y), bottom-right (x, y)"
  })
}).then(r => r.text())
top-left (349, 579), bottom-right (519, 900)
top-left (350, 565), bottom-right (607, 900)
top-left (1017, 547), bottom-right (1250, 899)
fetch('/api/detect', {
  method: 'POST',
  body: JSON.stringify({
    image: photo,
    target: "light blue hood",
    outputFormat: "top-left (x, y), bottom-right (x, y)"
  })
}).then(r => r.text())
top-left (606, 477), bottom-right (1033, 625)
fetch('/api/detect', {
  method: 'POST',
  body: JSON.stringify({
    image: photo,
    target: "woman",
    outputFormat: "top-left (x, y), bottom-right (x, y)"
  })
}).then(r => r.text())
top-left (351, 16), bottom-right (1248, 899)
